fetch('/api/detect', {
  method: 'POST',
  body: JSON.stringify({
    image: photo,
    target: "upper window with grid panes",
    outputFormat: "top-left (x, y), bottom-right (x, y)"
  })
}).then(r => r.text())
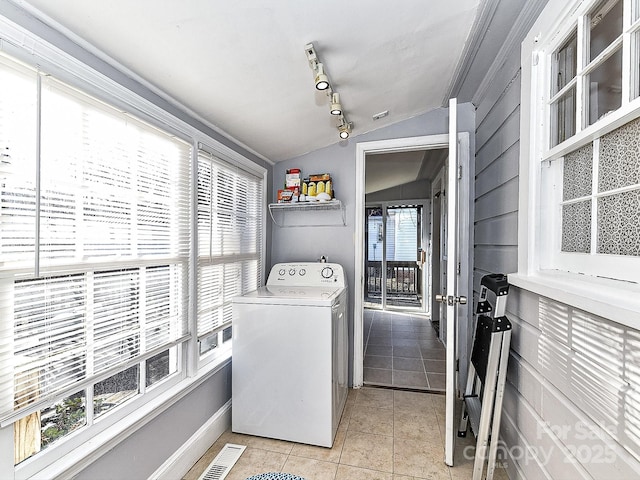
top-left (538, 0), bottom-right (640, 284)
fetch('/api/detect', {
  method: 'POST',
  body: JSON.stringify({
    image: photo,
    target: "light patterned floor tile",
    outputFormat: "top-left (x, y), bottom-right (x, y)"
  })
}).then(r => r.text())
top-left (340, 430), bottom-right (394, 472)
top-left (394, 409), bottom-right (440, 441)
top-left (394, 390), bottom-right (437, 413)
top-left (355, 387), bottom-right (394, 409)
top-left (348, 405), bottom-right (394, 436)
top-left (335, 464), bottom-right (393, 480)
top-left (281, 455), bottom-right (338, 480)
top-left (393, 437), bottom-right (450, 479)
top-left (289, 421), bottom-right (347, 463)
top-left (223, 447), bottom-right (288, 480)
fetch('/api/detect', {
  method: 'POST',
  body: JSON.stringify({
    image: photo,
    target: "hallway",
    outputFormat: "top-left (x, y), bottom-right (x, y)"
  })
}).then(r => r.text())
top-left (363, 309), bottom-right (446, 391)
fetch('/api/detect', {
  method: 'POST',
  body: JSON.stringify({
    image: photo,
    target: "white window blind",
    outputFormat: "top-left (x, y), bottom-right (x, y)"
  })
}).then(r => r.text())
top-left (0, 57), bottom-right (192, 418)
top-left (197, 150), bottom-right (263, 340)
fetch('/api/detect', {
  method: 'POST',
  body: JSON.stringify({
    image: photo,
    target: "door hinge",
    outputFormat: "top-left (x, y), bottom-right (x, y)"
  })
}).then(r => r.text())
top-left (458, 165), bottom-right (463, 179)
top-left (457, 262), bottom-right (461, 275)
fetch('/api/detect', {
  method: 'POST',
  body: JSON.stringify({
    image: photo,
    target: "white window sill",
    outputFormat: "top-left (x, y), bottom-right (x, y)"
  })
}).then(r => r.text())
top-left (18, 355), bottom-right (231, 480)
top-left (508, 271), bottom-right (640, 331)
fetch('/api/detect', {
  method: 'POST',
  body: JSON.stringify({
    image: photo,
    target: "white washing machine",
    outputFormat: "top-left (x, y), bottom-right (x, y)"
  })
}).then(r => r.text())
top-left (231, 262), bottom-right (348, 447)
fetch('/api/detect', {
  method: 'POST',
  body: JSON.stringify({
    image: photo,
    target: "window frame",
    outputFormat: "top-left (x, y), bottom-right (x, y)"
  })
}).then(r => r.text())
top-left (513, 0), bottom-right (640, 329)
top-left (0, 10), bottom-right (267, 478)
top-left (195, 147), bottom-right (266, 369)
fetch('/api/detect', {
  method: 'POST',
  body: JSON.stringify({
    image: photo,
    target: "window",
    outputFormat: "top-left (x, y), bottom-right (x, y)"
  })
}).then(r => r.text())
top-left (515, 0), bottom-right (640, 323)
top-left (196, 149), bottom-right (263, 361)
top-left (0, 53), bottom-right (191, 464)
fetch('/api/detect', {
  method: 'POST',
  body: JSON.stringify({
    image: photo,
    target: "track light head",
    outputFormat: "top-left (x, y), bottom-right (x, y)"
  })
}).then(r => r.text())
top-left (315, 63), bottom-right (330, 91)
top-left (330, 93), bottom-right (342, 115)
top-left (338, 119), bottom-right (352, 139)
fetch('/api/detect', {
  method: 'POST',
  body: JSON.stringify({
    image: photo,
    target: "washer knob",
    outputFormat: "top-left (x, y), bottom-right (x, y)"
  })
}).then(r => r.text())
top-left (321, 266), bottom-right (334, 279)
top-left (289, 269), bottom-right (296, 276)
top-left (299, 269), bottom-right (306, 276)
top-left (278, 269), bottom-right (285, 276)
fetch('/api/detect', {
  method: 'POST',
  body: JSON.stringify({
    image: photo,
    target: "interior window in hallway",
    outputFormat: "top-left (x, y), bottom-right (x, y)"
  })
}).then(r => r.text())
top-left (363, 309), bottom-right (445, 390)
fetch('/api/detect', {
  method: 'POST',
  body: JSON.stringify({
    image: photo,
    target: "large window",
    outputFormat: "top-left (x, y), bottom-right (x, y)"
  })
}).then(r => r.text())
top-left (196, 150), bottom-right (263, 360)
top-left (0, 53), bottom-right (191, 465)
top-left (516, 0), bottom-right (640, 323)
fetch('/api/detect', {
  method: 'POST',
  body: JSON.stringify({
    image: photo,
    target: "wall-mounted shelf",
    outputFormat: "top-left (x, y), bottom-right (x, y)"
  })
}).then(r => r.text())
top-left (268, 200), bottom-right (346, 227)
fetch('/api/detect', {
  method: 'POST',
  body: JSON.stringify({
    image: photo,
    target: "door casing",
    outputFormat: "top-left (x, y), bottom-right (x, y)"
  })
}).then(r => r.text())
top-left (354, 131), bottom-right (472, 466)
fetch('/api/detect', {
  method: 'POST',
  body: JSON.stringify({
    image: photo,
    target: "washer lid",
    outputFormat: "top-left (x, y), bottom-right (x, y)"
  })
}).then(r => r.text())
top-left (233, 285), bottom-right (343, 306)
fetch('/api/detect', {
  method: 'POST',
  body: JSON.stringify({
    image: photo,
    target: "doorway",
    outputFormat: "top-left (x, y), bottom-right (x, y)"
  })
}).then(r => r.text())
top-left (360, 145), bottom-right (447, 390)
top-left (364, 203), bottom-right (428, 311)
top-left (355, 104), bottom-right (472, 466)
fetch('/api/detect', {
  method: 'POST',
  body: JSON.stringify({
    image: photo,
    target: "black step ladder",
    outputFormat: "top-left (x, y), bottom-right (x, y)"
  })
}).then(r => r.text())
top-left (458, 273), bottom-right (512, 480)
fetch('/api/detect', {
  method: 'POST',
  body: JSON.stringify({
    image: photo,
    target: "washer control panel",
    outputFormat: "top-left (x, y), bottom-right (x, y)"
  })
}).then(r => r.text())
top-left (267, 262), bottom-right (345, 288)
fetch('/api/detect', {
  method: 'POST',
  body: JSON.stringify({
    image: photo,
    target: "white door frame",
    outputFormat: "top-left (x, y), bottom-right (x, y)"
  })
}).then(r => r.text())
top-left (354, 133), bottom-right (471, 388)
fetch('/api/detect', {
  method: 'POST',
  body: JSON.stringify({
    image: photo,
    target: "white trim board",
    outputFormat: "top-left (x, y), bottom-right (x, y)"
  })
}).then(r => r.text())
top-left (148, 400), bottom-right (232, 480)
top-left (354, 134), bottom-right (451, 388)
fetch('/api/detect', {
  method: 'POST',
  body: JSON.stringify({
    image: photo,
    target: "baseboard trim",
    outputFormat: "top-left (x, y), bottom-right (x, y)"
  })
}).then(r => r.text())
top-left (148, 399), bottom-right (232, 480)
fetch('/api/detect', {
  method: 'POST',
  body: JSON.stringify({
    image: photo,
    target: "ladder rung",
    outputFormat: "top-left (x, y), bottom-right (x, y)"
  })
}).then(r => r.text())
top-left (466, 396), bottom-right (482, 436)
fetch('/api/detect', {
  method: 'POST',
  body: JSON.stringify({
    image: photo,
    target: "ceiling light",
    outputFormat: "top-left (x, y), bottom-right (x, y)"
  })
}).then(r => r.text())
top-left (314, 63), bottom-right (329, 91)
top-left (305, 43), bottom-right (354, 139)
top-left (338, 119), bottom-right (352, 139)
top-left (330, 93), bottom-right (342, 115)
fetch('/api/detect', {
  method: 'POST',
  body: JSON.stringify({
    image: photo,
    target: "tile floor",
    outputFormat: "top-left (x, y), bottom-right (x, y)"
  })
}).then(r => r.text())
top-left (364, 309), bottom-right (446, 391)
top-left (183, 387), bottom-right (509, 480)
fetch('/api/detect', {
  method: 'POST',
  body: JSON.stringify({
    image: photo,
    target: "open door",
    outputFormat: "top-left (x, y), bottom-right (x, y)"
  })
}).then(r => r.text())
top-left (437, 98), bottom-right (467, 466)
top-left (354, 120), bottom-right (472, 410)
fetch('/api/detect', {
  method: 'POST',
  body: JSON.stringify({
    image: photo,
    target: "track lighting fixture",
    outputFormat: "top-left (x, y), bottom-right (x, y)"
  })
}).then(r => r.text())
top-left (305, 43), bottom-right (354, 139)
top-left (337, 117), bottom-right (352, 139)
top-left (330, 93), bottom-right (342, 115)
top-left (314, 64), bottom-right (329, 91)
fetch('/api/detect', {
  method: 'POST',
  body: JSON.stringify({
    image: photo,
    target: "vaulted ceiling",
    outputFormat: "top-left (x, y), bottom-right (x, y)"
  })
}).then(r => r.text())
top-left (16, 0), bottom-right (537, 163)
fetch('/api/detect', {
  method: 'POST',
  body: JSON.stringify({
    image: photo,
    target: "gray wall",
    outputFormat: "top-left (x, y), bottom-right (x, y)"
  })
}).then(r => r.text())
top-left (74, 364), bottom-right (232, 480)
top-left (365, 178), bottom-right (431, 203)
top-left (472, 3), bottom-right (640, 478)
top-left (271, 103), bottom-right (476, 385)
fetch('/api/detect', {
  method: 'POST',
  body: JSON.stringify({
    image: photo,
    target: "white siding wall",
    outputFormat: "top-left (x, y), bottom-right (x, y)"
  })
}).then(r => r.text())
top-left (474, 14), bottom-right (640, 480)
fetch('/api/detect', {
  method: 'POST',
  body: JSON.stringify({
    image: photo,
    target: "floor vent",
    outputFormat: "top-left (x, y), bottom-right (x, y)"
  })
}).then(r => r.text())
top-left (197, 443), bottom-right (246, 480)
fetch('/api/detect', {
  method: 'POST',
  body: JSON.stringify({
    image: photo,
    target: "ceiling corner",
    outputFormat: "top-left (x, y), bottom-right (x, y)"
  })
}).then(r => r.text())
top-left (443, 0), bottom-right (501, 104)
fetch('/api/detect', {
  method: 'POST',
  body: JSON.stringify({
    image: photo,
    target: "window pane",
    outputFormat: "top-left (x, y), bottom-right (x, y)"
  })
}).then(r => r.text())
top-left (197, 151), bottom-right (263, 351)
top-left (222, 326), bottom-right (232, 343)
top-left (590, 0), bottom-right (623, 62)
top-left (93, 269), bottom-right (140, 374)
top-left (40, 391), bottom-right (86, 451)
top-left (599, 117), bottom-right (640, 191)
top-left (199, 333), bottom-right (218, 355)
top-left (13, 390), bottom-right (87, 464)
top-left (587, 48), bottom-right (622, 125)
top-left (14, 275), bottom-right (87, 411)
top-left (145, 265), bottom-right (187, 351)
top-left (563, 143), bottom-right (593, 200)
top-left (0, 55), bottom-right (38, 269)
top-left (552, 32), bottom-right (577, 96)
top-left (634, 0), bottom-right (640, 22)
top-left (562, 201), bottom-right (592, 253)
top-left (94, 364), bottom-right (139, 418)
top-left (597, 190), bottom-right (640, 256)
top-left (551, 87), bottom-right (576, 147)
top-left (145, 349), bottom-right (176, 388)
top-left (39, 77), bottom-right (191, 266)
